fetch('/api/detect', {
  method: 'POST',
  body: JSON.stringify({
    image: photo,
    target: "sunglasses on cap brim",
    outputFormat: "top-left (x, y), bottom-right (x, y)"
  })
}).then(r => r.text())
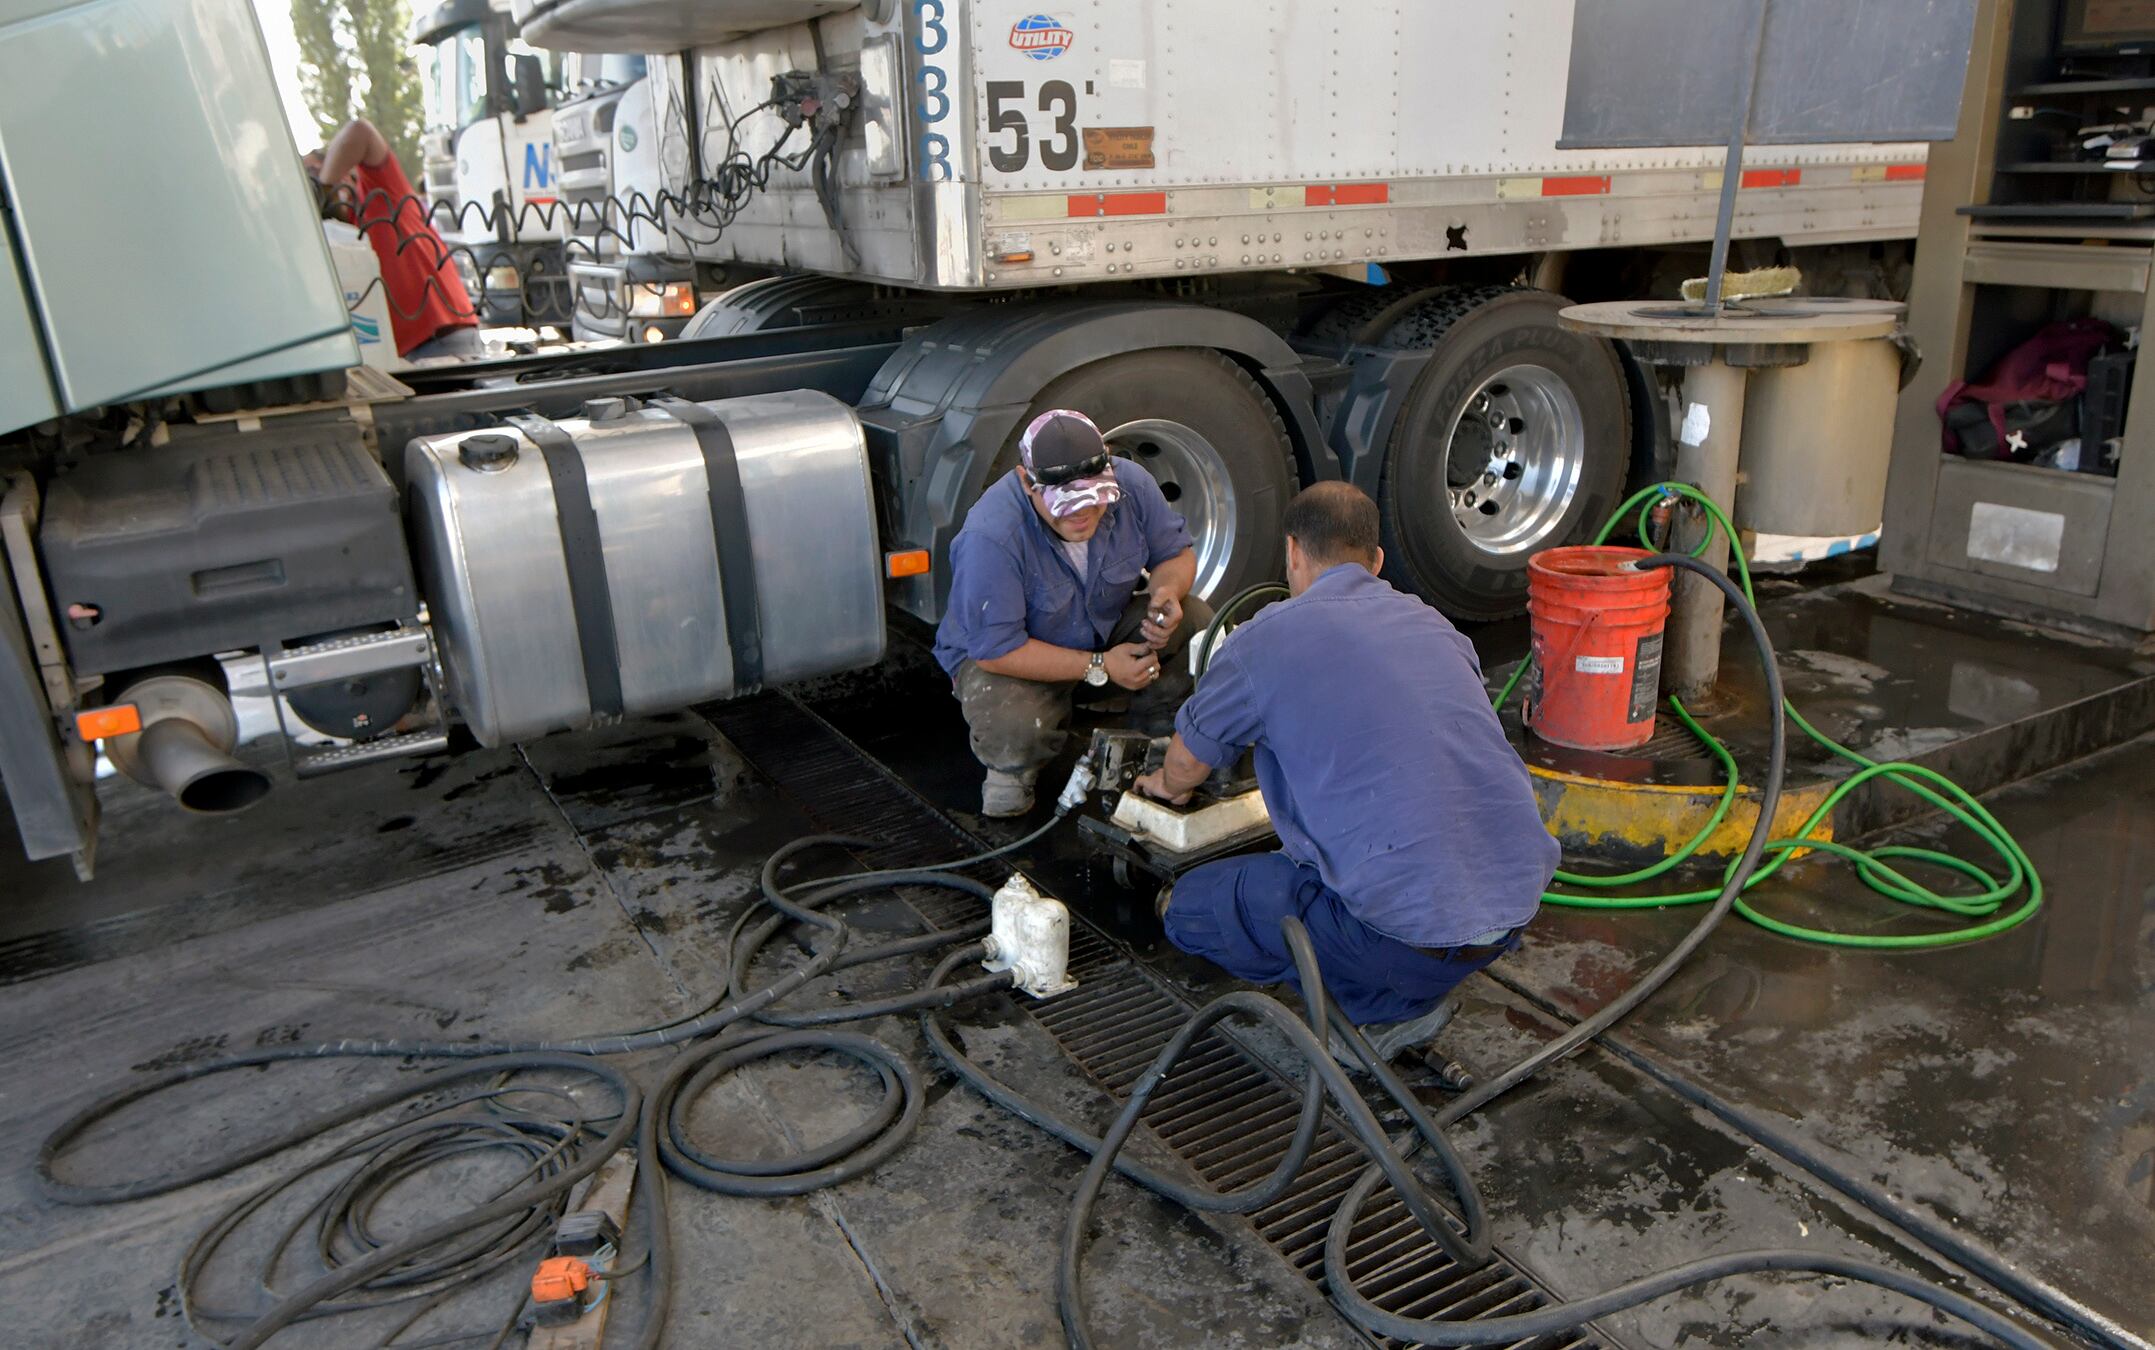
top-left (1027, 452), bottom-right (1112, 488)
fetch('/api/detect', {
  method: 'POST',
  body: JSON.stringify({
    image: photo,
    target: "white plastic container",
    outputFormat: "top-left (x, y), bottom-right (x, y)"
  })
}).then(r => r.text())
top-left (322, 221), bottom-right (402, 372)
top-left (984, 874), bottom-right (1077, 999)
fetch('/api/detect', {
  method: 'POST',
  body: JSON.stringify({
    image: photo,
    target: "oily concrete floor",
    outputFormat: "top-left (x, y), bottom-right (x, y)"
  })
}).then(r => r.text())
top-left (0, 603), bottom-right (2142, 1348)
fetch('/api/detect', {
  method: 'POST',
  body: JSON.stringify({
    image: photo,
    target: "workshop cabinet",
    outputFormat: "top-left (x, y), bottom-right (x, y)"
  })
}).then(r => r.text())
top-left (1887, 0), bottom-right (2155, 634)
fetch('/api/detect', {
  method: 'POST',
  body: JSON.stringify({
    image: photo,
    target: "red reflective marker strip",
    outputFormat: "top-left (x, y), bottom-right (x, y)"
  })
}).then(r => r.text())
top-left (1067, 192), bottom-right (1167, 217)
top-left (1541, 175), bottom-right (1611, 196)
top-left (1741, 168), bottom-right (1802, 189)
top-left (1305, 182), bottom-right (1390, 206)
top-left (1885, 163), bottom-right (1927, 182)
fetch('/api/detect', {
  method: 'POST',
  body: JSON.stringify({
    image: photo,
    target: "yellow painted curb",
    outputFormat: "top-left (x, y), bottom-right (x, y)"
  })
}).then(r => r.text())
top-left (1529, 763), bottom-right (1833, 863)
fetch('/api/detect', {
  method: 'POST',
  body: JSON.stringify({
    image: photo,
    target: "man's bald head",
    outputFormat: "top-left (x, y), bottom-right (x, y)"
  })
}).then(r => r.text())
top-left (1282, 482), bottom-right (1383, 594)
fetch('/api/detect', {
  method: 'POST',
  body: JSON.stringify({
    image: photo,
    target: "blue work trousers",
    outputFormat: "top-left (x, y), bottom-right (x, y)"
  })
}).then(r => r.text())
top-left (1164, 852), bottom-right (1515, 1025)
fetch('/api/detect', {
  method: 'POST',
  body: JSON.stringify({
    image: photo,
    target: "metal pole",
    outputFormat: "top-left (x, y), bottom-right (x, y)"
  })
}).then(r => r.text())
top-left (1665, 357), bottom-right (1747, 700)
top-left (1702, 0), bottom-right (1771, 314)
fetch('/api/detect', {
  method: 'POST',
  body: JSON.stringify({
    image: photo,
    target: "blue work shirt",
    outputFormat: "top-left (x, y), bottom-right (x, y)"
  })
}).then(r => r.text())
top-left (1174, 564), bottom-right (1557, 947)
top-left (934, 460), bottom-right (1193, 677)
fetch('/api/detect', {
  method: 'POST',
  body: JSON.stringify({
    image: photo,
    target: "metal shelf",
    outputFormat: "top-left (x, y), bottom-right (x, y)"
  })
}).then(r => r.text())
top-left (1961, 239), bottom-right (2152, 291)
top-left (1960, 201), bottom-right (2155, 219)
top-left (2013, 75), bottom-right (2155, 94)
top-left (1997, 160), bottom-right (2155, 173)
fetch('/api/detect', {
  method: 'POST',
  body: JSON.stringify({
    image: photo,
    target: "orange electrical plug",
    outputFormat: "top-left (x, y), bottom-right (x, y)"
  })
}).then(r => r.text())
top-left (531, 1255), bottom-right (592, 1307)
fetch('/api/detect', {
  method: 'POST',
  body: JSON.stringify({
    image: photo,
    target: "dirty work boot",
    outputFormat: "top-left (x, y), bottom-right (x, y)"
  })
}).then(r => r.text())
top-left (981, 769), bottom-right (1036, 819)
top-left (1328, 998), bottom-right (1459, 1074)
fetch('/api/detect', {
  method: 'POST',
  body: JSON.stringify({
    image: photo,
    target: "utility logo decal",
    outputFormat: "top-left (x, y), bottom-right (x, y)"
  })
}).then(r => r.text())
top-left (1011, 14), bottom-right (1074, 60)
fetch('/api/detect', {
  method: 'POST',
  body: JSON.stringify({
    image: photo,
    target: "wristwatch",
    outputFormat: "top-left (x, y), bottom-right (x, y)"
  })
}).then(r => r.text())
top-left (1084, 652), bottom-right (1110, 687)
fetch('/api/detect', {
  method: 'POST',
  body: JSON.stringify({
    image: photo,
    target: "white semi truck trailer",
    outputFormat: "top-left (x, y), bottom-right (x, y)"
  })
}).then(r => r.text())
top-left (0, 0), bottom-right (1930, 876)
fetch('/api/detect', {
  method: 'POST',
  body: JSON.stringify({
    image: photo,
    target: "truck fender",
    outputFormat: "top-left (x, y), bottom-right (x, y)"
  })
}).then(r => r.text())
top-left (856, 301), bottom-right (1335, 623)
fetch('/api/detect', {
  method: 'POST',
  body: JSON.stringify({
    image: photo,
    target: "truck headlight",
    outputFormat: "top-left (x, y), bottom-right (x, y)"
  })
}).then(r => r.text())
top-left (628, 281), bottom-right (697, 318)
top-left (485, 265), bottom-right (522, 290)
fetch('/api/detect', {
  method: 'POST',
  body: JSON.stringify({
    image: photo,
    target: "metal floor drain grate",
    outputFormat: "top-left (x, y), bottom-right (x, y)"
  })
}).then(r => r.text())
top-left (1636, 717), bottom-right (1714, 763)
top-left (701, 693), bottom-right (1604, 1350)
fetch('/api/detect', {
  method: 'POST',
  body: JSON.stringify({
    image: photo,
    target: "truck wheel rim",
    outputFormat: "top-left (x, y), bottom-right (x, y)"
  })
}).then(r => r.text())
top-left (1105, 418), bottom-right (1237, 597)
top-left (1443, 364), bottom-right (1586, 556)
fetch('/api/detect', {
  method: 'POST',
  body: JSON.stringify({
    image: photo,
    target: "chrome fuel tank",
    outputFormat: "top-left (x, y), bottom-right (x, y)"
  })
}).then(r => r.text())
top-left (405, 390), bottom-right (884, 746)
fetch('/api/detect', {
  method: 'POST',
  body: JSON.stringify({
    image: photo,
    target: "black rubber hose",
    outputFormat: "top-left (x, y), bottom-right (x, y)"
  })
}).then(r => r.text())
top-left (922, 921), bottom-right (1486, 1345)
top-left (39, 847), bottom-right (1015, 1349)
top-left (652, 1025), bottom-right (936, 1197)
top-left (919, 946), bottom-right (1333, 1226)
top-left (1313, 550), bottom-right (1797, 1328)
top-left (1040, 918), bottom-right (1492, 1350)
top-left (733, 835), bottom-right (1001, 1026)
top-left (202, 1055), bottom-right (634, 1350)
top-left (1432, 552), bottom-right (1786, 1127)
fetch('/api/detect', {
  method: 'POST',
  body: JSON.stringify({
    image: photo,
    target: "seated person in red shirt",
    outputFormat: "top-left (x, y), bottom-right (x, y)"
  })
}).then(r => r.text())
top-left (304, 118), bottom-right (483, 361)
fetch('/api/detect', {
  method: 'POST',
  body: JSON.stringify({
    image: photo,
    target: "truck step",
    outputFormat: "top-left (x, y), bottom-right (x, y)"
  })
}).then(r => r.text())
top-left (294, 729), bottom-right (451, 778)
top-left (269, 627), bottom-right (433, 691)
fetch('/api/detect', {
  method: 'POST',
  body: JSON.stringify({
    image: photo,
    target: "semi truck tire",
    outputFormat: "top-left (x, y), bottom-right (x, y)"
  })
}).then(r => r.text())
top-left (1012, 350), bottom-right (1294, 603)
top-left (1374, 287), bottom-right (1629, 620)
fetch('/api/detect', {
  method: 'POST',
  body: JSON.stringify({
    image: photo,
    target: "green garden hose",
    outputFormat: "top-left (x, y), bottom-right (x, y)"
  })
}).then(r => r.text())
top-left (1499, 482), bottom-right (2043, 950)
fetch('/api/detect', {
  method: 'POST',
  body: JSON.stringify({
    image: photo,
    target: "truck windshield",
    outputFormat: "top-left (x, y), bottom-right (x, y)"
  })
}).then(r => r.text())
top-left (459, 27), bottom-right (490, 127)
top-left (416, 24), bottom-right (489, 131)
top-left (565, 52), bottom-right (647, 93)
top-left (505, 35), bottom-right (567, 105)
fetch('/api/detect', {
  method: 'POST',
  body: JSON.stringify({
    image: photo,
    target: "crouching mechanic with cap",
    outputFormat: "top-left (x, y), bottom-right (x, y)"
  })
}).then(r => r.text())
top-left (934, 409), bottom-right (1214, 817)
top-left (1135, 483), bottom-right (1558, 1063)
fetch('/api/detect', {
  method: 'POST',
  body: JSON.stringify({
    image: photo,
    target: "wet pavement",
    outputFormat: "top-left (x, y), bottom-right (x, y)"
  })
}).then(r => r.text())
top-left (0, 598), bottom-right (2145, 1347)
top-left (1499, 735), bottom-right (2155, 1349)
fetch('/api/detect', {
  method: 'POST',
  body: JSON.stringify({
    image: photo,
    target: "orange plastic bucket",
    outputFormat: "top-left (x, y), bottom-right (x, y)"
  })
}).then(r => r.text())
top-left (1523, 546), bottom-right (1672, 751)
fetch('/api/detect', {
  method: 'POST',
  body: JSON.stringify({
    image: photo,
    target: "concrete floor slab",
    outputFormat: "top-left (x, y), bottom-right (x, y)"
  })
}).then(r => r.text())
top-left (1500, 733), bottom-right (2155, 1348)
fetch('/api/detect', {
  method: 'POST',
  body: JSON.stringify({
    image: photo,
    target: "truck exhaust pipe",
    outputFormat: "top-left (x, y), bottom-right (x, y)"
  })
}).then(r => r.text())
top-left (104, 674), bottom-right (271, 815)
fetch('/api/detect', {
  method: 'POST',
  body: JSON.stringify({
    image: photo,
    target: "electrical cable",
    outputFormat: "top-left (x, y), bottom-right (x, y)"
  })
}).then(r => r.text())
top-left (37, 832), bottom-right (1025, 1348)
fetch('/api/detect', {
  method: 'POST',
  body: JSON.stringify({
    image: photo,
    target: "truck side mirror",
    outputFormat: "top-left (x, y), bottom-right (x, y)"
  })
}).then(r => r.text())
top-left (511, 54), bottom-right (548, 119)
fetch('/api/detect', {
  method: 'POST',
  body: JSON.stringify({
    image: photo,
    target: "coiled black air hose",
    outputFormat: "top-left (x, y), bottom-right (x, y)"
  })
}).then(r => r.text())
top-left (36, 836), bottom-right (1016, 1349)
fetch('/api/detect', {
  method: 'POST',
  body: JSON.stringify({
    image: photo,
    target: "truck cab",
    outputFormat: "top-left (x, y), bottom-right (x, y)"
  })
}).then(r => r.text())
top-left (552, 52), bottom-right (706, 343)
top-left (410, 0), bottom-right (574, 330)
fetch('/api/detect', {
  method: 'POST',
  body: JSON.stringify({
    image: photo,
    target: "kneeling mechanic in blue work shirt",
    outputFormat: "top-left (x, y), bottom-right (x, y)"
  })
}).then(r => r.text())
top-left (934, 409), bottom-right (1212, 818)
top-left (1134, 482), bottom-right (1558, 1061)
